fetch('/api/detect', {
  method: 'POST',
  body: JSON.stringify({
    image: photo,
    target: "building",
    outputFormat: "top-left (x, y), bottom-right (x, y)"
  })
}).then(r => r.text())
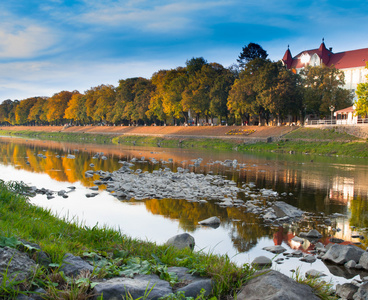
top-left (282, 40), bottom-right (368, 92)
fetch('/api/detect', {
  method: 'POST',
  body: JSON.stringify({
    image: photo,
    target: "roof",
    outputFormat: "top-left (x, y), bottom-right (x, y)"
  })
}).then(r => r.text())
top-left (282, 42), bottom-right (368, 70)
top-left (334, 106), bottom-right (355, 114)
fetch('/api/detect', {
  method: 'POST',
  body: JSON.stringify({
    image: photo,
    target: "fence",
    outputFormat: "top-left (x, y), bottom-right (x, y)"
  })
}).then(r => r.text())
top-left (307, 118), bottom-right (368, 125)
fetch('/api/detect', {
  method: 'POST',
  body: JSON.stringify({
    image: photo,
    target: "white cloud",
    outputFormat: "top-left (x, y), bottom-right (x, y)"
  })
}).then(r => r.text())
top-left (0, 21), bottom-right (57, 59)
top-left (77, 0), bottom-right (230, 33)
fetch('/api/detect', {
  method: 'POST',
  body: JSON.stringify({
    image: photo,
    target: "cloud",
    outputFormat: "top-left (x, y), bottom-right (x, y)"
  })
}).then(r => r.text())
top-left (0, 20), bottom-right (57, 59)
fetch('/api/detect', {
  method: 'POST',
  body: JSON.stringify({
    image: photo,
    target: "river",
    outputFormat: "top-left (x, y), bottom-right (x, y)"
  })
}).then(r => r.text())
top-left (1, 136), bottom-right (368, 286)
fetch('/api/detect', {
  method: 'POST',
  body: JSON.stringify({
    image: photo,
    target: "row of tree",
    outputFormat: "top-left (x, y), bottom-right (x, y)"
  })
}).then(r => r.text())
top-left (0, 44), bottom-right (354, 126)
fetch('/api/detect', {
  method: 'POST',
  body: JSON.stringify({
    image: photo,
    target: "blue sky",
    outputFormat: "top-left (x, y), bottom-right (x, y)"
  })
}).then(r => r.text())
top-left (1, 0), bottom-right (368, 101)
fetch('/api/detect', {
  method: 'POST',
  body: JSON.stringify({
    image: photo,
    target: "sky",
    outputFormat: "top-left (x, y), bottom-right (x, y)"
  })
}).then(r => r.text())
top-left (1, 0), bottom-right (368, 101)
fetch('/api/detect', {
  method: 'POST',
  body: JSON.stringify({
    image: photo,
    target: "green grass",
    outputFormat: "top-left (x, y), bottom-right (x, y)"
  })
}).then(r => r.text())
top-left (283, 127), bottom-right (360, 141)
top-left (0, 180), bottom-right (254, 299)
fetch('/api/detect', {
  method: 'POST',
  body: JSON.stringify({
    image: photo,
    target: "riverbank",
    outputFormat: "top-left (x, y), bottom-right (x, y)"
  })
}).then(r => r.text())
top-left (0, 125), bottom-right (367, 158)
top-left (0, 180), bottom-right (337, 299)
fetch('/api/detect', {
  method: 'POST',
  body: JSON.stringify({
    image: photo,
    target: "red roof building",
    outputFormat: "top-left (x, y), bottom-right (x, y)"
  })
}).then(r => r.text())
top-left (282, 40), bottom-right (368, 91)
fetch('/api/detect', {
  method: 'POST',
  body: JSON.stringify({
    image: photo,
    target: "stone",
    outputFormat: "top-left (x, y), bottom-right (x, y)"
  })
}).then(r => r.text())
top-left (354, 282), bottom-right (368, 300)
top-left (262, 245), bottom-right (287, 254)
top-left (236, 270), bottom-right (320, 300)
top-left (300, 255), bottom-right (316, 263)
top-left (166, 233), bottom-right (195, 250)
top-left (198, 216), bottom-right (221, 227)
top-left (322, 244), bottom-right (365, 264)
top-left (272, 201), bottom-right (304, 219)
top-left (336, 283), bottom-right (359, 299)
top-left (251, 256), bottom-right (272, 268)
top-left (345, 260), bottom-right (357, 269)
top-left (330, 237), bottom-right (344, 243)
top-left (93, 274), bottom-right (172, 300)
top-left (305, 229), bottom-right (322, 239)
top-left (291, 236), bottom-right (304, 244)
top-left (0, 247), bottom-right (37, 284)
top-left (176, 279), bottom-right (213, 298)
top-left (60, 253), bottom-right (94, 277)
top-left (359, 251), bottom-right (368, 270)
top-left (305, 269), bottom-right (326, 278)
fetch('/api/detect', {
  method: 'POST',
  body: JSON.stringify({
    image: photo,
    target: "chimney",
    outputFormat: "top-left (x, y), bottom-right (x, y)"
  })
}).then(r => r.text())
top-left (329, 47), bottom-right (333, 52)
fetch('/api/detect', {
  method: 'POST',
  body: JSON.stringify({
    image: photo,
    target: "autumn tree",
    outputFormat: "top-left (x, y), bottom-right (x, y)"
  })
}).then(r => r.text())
top-left (0, 100), bottom-right (18, 125)
top-left (237, 43), bottom-right (268, 68)
top-left (28, 97), bottom-right (48, 125)
top-left (300, 65), bottom-right (353, 117)
top-left (93, 85), bottom-right (116, 124)
top-left (64, 93), bottom-right (88, 125)
top-left (45, 91), bottom-right (78, 125)
top-left (15, 97), bottom-right (38, 125)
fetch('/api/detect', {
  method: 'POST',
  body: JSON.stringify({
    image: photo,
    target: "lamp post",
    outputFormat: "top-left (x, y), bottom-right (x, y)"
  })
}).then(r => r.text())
top-left (329, 105), bottom-right (335, 124)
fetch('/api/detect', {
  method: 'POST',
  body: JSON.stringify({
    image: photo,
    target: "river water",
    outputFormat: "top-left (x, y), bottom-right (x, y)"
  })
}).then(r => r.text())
top-left (1, 136), bottom-right (368, 286)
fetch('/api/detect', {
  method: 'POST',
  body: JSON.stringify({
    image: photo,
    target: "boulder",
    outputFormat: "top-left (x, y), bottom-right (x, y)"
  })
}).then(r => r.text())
top-left (322, 244), bottom-right (365, 265)
top-left (0, 247), bottom-right (37, 284)
top-left (272, 201), bottom-right (304, 219)
top-left (336, 283), bottom-right (358, 300)
top-left (305, 229), bottom-right (322, 239)
top-left (300, 255), bottom-right (316, 263)
top-left (236, 270), bottom-right (320, 300)
top-left (60, 253), bottom-right (94, 277)
top-left (359, 251), bottom-right (368, 270)
top-left (354, 282), bottom-right (368, 300)
top-left (166, 233), bottom-right (195, 250)
top-left (251, 256), bottom-right (272, 269)
top-left (93, 274), bottom-right (172, 300)
top-left (345, 260), bottom-right (357, 269)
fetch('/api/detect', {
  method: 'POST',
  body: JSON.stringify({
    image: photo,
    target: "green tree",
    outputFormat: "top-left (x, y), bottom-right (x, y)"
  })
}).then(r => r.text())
top-left (237, 43), bottom-right (268, 68)
top-left (93, 85), bottom-right (116, 124)
top-left (355, 63), bottom-right (368, 118)
top-left (0, 100), bottom-right (18, 125)
top-left (300, 65), bottom-right (353, 117)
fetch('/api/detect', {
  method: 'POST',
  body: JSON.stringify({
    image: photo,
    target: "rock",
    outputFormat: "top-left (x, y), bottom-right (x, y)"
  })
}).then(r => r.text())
top-left (262, 245), bottom-right (287, 254)
top-left (93, 274), bottom-right (172, 300)
top-left (305, 229), bottom-right (322, 239)
top-left (359, 251), bottom-right (368, 270)
top-left (354, 282), bottom-right (368, 300)
top-left (345, 260), bottom-right (357, 269)
top-left (0, 247), bottom-right (37, 284)
top-left (291, 236), bottom-right (304, 244)
top-left (176, 279), bottom-right (213, 298)
top-left (236, 270), bottom-right (320, 300)
top-left (330, 237), bottom-right (344, 243)
top-left (198, 216), bottom-right (221, 227)
top-left (336, 283), bottom-right (359, 299)
top-left (166, 233), bottom-right (195, 250)
top-left (322, 244), bottom-right (365, 265)
top-left (300, 255), bottom-right (316, 263)
top-left (272, 201), bottom-right (304, 219)
top-left (251, 256), bottom-right (272, 268)
top-left (305, 269), bottom-right (326, 278)
top-left (60, 253), bottom-right (94, 277)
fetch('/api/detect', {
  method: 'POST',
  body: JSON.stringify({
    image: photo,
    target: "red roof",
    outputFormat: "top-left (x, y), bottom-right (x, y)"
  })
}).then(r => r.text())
top-left (334, 106), bottom-right (355, 114)
top-left (282, 42), bottom-right (368, 70)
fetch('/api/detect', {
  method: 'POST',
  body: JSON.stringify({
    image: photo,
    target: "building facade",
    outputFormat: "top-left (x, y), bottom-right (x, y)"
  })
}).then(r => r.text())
top-left (282, 40), bottom-right (368, 93)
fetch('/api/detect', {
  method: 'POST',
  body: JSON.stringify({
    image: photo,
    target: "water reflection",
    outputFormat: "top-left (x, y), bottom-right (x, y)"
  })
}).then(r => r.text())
top-left (1, 136), bottom-right (368, 285)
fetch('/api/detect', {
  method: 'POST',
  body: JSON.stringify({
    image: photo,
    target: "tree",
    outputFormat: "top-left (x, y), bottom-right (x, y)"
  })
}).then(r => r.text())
top-left (355, 63), bottom-right (368, 117)
top-left (300, 65), bottom-right (354, 117)
top-left (93, 85), bottom-right (116, 124)
top-left (15, 97), bottom-right (38, 125)
top-left (0, 100), bottom-right (18, 125)
top-left (355, 82), bottom-right (368, 117)
top-left (28, 97), bottom-right (48, 125)
top-left (45, 91), bottom-right (78, 124)
top-left (64, 93), bottom-right (88, 125)
top-left (237, 43), bottom-right (268, 68)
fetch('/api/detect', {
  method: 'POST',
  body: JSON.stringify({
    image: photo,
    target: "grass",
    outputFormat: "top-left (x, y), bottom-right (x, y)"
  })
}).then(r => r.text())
top-left (0, 180), bottom-right (254, 299)
top-left (1, 126), bottom-right (367, 158)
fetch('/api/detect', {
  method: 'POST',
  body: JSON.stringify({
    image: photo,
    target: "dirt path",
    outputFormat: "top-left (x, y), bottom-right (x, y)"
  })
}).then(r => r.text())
top-left (0, 125), bottom-right (297, 140)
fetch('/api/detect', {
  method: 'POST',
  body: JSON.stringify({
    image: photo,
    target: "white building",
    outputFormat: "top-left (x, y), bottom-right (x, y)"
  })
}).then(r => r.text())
top-left (282, 40), bottom-right (368, 93)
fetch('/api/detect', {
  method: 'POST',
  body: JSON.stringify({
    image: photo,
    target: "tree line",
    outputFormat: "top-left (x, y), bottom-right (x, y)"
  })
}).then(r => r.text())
top-left (0, 44), bottom-right (354, 127)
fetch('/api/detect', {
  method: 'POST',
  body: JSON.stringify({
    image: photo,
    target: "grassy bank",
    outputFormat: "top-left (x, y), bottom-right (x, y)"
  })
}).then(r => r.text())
top-left (0, 180), bottom-right (255, 299)
top-left (0, 127), bottom-right (367, 158)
